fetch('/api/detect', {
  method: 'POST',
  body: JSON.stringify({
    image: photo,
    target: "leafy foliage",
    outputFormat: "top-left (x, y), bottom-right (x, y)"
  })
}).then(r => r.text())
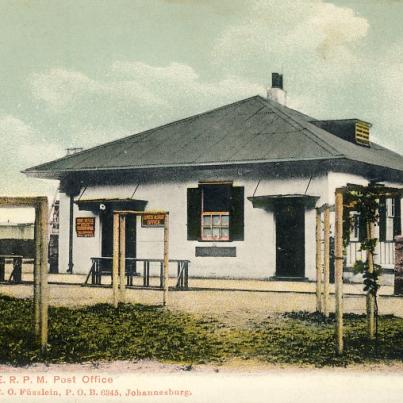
top-left (352, 260), bottom-right (382, 296)
top-left (0, 296), bottom-right (402, 367)
top-left (344, 185), bottom-right (384, 298)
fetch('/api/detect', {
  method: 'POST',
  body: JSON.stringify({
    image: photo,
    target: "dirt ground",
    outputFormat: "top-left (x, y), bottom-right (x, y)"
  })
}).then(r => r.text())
top-left (1, 281), bottom-right (402, 326)
top-left (1, 263), bottom-right (402, 325)
top-left (0, 358), bottom-right (402, 374)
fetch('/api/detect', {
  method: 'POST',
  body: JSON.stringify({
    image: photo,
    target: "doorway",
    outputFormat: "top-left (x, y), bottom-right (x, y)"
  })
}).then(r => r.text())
top-left (275, 200), bottom-right (305, 278)
top-left (101, 212), bottom-right (136, 264)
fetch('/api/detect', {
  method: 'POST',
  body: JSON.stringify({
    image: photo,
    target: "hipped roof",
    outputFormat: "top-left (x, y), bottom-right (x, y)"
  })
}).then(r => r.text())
top-left (23, 96), bottom-right (403, 178)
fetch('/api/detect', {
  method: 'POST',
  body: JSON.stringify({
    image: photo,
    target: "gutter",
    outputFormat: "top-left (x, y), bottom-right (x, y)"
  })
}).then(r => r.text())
top-left (22, 156), bottom-right (345, 180)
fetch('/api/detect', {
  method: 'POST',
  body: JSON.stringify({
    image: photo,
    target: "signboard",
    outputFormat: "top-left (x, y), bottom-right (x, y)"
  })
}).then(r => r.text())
top-left (141, 213), bottom-right (165, 227)
top-left (76, 217), bottom-right (96, 237)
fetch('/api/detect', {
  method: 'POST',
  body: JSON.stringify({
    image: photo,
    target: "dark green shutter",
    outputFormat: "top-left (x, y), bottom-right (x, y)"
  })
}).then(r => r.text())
top-left (187, 188), bottom-right (201, 240)
top-left (358, 214), bottom-right (367, 242)
top-left (230, 187), bottom-right (244, 241)
top-left (343, 206), bottom-right (350, 244)
top-left (378, 196), bottom-right (386, 242)
top-left (394, 197), bottom-right (401, 237)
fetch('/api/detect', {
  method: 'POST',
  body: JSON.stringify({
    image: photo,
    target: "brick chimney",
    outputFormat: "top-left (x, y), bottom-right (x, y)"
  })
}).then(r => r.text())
top-left (267, 72), bottom-right (287, 106)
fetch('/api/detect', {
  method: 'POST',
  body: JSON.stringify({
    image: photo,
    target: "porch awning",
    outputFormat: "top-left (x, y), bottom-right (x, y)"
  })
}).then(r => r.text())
top-left (247, 194), bottom-right (319, 209)
top-left (76, 199), bottom-right (148, 213)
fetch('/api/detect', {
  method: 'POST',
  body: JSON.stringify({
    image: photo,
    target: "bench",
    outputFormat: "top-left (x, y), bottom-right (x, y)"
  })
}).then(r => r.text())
top-left (0, 255), bottom-right (23, 283)
top-left (84, 257), bottom-right (189, 290)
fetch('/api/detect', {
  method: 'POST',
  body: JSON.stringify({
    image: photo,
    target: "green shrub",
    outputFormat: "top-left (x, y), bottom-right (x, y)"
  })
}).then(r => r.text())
top-left (0, 296), bottom-right (402, 367)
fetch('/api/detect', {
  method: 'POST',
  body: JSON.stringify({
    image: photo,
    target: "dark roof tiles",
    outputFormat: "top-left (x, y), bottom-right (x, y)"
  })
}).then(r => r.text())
top-left (24, 95), bottom-right (403, 176)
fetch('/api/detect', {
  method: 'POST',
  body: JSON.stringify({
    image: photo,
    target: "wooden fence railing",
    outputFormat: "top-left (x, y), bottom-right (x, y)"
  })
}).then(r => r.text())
top-left (345, 240), bottom-right (395, 268)
top-left (0, 255), bottom-right (23, 283)
top-left (84, 257), bottom-right (190, 290)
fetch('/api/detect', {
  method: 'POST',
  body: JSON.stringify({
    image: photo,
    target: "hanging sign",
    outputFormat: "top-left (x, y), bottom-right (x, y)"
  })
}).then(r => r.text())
top-left (141, 213), bottom-right (165, 227)
top-left (76, 217), bottom-right (96, 237)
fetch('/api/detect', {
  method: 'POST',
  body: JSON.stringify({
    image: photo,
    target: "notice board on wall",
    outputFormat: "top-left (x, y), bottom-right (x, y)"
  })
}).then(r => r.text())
top-left (76, 217), bottom-right (95, 237)
top-left (141, 213), bottom-right (165, 228)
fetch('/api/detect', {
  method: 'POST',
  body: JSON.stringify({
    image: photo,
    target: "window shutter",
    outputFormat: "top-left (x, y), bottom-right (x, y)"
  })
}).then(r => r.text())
top-left (187, 188), bottom-right (201, 240)
top-left (378, 196), bottom-right (386, 242)
top-left (358, 214), bottom-right (367, 242)
top-left (343, 206), bottom-right (350, 244)
top-left (393, 197), bottom-right (401, 237)
top-left (230, 187), bottom-right (244, 241)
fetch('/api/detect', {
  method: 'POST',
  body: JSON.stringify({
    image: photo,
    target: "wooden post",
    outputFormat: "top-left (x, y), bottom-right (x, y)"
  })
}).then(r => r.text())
top-left (323, 206), bottom-right (330, 317)
top-left (335, 190), bottom-right (344, 354)
top-left (112, 212), bottom-right (120, 308)
top-left (119, 214), bottom-right (126, 303)
top-left (163, 213), bottom-right (169, 306)
top-left (0, 197), bottom-right (49, 349)
top-left (366, 222), bottom-right (375, 339)
top-left (315, 209), bottom-right (322, 313)
top-left (68, 195), bottom-right (74, 273)
top-left (33, 205), bottom-right (41, 338)
top-left (39, 199), bottom-right (49, 350)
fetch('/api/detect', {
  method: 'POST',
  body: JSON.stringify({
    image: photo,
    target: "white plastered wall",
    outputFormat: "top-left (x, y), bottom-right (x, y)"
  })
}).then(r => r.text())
top-left (58, 192), bottom-right (101, 273)
top-left (58, 170), bottom-right (330, 280)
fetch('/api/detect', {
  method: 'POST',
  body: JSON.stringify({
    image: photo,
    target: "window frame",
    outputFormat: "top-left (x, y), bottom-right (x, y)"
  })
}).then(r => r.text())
top-left (201, 211), bottom-right (230, 241)
top-left (186, 183), bottom-right (244, 242)
top-left (387, 198), bottom-right (395, 218)
top-left (200, 185), bottom-right (231, 242)
top-left (349, 211), bottom-right (360, 242)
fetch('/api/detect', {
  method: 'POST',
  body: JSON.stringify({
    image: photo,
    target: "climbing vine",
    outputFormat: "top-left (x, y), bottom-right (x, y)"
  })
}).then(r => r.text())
top-left (343, 183), bottom-right (383, 341)
top-left (343, 186), bottom-right (382, 294)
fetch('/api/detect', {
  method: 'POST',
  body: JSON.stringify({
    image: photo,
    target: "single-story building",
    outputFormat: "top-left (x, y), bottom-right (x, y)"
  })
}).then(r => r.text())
top-left (0, 222), bottom-right (35, 258)
top-left (24, 74), bottom-right (403, 283)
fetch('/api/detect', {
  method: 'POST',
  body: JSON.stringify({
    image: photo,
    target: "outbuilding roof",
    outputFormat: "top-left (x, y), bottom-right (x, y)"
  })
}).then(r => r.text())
top-left (23, 95), bottom-right (403, 178)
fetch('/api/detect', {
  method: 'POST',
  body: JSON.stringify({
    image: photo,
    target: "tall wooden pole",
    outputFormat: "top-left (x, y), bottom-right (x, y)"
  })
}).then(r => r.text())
top-left (119, 215), bottom-right (126, 304)
top-left (366, 222), bottom-right (375, 339)
top-left (323, 206), bottom-right (330, 317)
top-left (112, 212), bottom-right (120, 308)
top-left (67, 195), bottom-right (74, 273)
top-left (39, 199), bottom-right (49, 350)
top-left (315, 209), bottom-right (322, 313)
top-left (335, 190), bottom-right (344, 354)
top-left (33, 205), bottom-right (41, 338)
top-left (0, 197), bottom-right (49, 349)
top-left (162, 213), bottom-right (169, 306)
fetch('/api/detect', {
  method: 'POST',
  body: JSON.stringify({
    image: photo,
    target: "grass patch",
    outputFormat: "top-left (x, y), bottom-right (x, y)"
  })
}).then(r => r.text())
top-left (0, 295), bottom-right (402, 367)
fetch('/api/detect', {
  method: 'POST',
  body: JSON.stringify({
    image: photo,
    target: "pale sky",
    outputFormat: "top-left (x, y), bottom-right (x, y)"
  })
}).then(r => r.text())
top-left (0, 0), bottom-right (402, 222)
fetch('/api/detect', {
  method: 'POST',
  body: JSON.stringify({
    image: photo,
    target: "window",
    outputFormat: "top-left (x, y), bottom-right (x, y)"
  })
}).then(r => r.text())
top-left (387, 198), bottom-right (395, 218)
top-left (349, 212), bottom-right (360, 242)
top-left (187, 184), bottom-right (244, 241)
top-left (202, 212), bottom-right (230, 240)
top-left (201, 185), bottom-right (230, 241)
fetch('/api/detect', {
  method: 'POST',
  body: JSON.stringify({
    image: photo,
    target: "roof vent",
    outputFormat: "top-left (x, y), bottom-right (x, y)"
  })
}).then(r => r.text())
top-left (355, 121), bottom-right (370, 146)
top-left (310, 119), bottom-right (372, 147)
top-left (267, 72), bottom-right (287, 106)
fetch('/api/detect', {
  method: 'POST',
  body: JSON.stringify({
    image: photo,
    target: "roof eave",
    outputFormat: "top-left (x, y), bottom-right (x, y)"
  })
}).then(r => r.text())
top-left (23, 156), bottom-right (345, 179)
